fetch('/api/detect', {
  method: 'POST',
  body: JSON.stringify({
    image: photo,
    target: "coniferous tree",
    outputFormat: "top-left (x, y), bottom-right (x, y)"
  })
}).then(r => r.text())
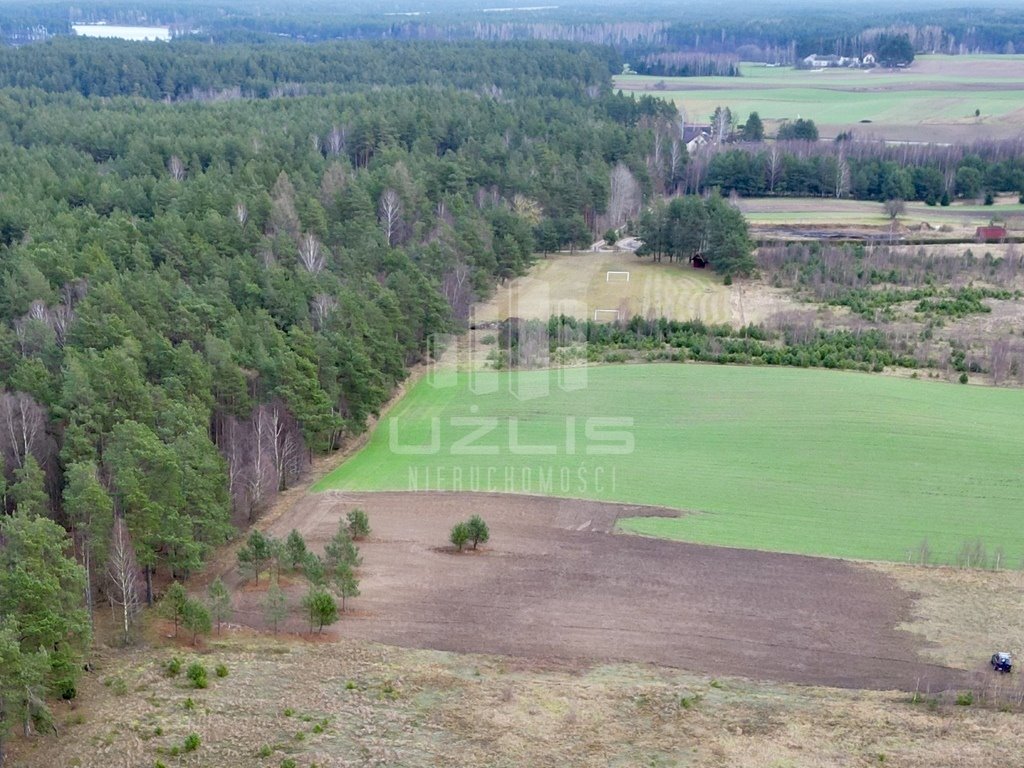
top-left (264, 576), bottom-right (288, 634)
top-left (207, 578), bottom-right (233, 635)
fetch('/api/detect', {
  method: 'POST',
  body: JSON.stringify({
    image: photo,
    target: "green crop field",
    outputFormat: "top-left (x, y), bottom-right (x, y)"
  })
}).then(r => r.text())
top-left (316, 364), bottom-right (1024, 564)
top-left (615, 55), bottom-right (1024, 141)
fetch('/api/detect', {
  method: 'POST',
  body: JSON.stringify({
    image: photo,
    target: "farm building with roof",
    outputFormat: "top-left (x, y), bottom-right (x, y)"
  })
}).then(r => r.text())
top-left (976, 225), bottom-right (1007, 243)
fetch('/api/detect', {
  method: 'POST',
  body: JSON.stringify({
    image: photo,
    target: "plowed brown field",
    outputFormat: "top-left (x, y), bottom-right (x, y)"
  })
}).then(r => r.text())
top-left (231, 491), bottom-right (967, 692)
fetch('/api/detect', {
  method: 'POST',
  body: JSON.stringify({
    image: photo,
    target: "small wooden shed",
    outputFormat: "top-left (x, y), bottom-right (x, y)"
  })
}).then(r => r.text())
top-left (976, 226), bottom-right (1007, 243)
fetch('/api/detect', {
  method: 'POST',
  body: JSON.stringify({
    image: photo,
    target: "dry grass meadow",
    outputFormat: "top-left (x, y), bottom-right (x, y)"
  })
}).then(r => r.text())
top-left (879, 564), bottom-right (1024, 672)
top-left (472, 249), bottom-right (798, 327)
top-left (9, 623), bottom-right (1024, 768)
top-left (736, 195), bottom-right (1024, 241)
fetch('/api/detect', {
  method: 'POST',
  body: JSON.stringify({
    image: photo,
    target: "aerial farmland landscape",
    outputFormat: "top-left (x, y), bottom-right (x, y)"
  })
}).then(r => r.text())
top-left (2, 1), bottom-right (1024, 766)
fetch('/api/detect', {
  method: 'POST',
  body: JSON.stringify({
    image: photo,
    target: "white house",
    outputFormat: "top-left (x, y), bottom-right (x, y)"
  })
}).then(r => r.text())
top-left (802, 54), bottom-right (862, 68)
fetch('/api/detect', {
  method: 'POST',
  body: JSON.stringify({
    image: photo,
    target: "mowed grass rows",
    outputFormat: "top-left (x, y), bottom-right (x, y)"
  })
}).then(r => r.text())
top-left (316, 365), bottom-right (1024, 564)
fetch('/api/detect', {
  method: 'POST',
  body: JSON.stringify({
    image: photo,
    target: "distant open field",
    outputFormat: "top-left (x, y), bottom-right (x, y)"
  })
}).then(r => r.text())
top-left (473, 251), bottom-right (735, 324)
top-left (736, 195), bottom-right (1024, 240)
top-left (315, 364), bottom-right (1024, 564)
top-left (615, 55), bottom-right (1024, 142)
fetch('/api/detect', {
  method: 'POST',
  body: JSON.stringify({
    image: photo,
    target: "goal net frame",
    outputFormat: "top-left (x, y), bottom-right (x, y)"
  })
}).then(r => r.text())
top-left (593, 309), bottom-right (621, 322)
top-left (605, 271), bottom-right (630, 283)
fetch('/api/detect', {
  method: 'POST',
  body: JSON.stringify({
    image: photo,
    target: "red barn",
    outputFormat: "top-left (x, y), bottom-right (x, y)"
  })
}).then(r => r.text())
top-left (976, 226), bottom-right (1007, 243)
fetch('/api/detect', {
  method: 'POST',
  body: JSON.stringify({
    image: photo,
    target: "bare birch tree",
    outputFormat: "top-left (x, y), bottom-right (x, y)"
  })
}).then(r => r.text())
top-left (298, 233), bottom-right (326, 275)
top-left (311, 294), bottom-right (338, 331)
top-left (234, 202), bottom-right (248, 227)
top-left (378, 188), bottom-right (403, 246)
top-left (268, 171), bottom-right (300, 239)
top-left (668, 138), bottom-right (684, 194)
top-left (50, 305), bottom-right (74, 348)
top-left (0, 392), bottom-right (46, 470)
top-left (441, 262), bottom-right (473, 321)
top-left (107, 517), bottom-right (141, 647)
top-left (246, 405), bottom-right (280, 519)
top-left (767, 146), bottom-right (782, 194)
top-left (607, 163), bottom-right (642, 229)
top-left (167, 155), bottom-right (186, 182)
top-left (326, 125), bottom-right (347, 156)
top-left (835, 152), bottom-right (851, 199)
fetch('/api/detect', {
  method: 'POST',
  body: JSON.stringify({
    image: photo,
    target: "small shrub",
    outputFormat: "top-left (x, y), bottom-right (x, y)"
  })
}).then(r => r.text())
top-left (281, 760), bottom-right (297, 768)
top-left (312, 719), bottom-right (327, 734)
top-left (723, 274), bottom-right (733, 286)
top-left (183, 732), bottom-right (201, 752)
top-left (679, 693), bottom-right (703, 709)
top-left (956, 691), bottom-right (974, 706)
top-left (283, 707), bottom-right (295, 717)
top-left (155, 762), bottom-right (167, 768)
top-left (480, 334), bottom-right (497, 345)
top-left (186, 662), bottom-right (208, 689)
top-left (154, 726), bottom-right (163, 736)
top-left (345, 680), bottom-right (357, 690)
top-left (165, 657), bottom-right (182, 677)
top-left (169, 746), bottom-right (181, 757)
top-left (709, 680), bottom-right (723, 689)
top-left (294, 731), bottom-right (306, 741)
top-left (183, 697), bottom-right (195, 711)
top-left (257, 744), bottom-right (273, 757)
top-left (110, 677), bottom-right (128, 696)
top-left (959, 372), bottom-right (969, 384)
top-left (215, 663), bottom-right (229, 678)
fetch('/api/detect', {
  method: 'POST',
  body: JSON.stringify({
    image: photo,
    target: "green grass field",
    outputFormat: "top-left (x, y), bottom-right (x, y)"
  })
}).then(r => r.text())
top-left (316, 364), bottom-right (1024, 564)
top-left (614, 56), bottom-right (1024, 140)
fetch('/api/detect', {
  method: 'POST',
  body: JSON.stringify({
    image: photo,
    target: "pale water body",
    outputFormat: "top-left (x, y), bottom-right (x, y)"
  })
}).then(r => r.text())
top-left (72, 24), bottom-right (171, 41)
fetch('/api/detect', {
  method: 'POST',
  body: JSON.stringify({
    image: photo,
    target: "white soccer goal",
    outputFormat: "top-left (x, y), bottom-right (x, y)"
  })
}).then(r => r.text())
top-left (593, 309), bottom-right (621, 322)
top-left (606, 271), bottom-right (630, 283)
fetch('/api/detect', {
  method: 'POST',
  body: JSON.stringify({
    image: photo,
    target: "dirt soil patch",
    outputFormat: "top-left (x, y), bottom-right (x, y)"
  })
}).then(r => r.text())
top-left (234, 491), bottom-right (968, 692)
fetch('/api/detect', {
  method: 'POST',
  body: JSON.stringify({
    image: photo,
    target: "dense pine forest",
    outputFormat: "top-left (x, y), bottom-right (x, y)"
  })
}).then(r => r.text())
top-left (0, 38), bottom-right (669, 753)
